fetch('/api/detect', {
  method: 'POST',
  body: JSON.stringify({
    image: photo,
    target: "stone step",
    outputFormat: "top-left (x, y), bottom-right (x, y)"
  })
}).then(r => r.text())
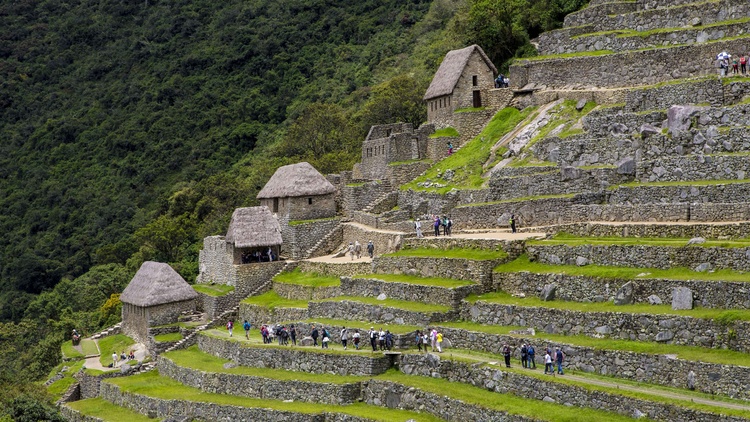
top-left (461, 295), bottom-right (750, 352)
top-left (511, 36), bottom-right (750, 90)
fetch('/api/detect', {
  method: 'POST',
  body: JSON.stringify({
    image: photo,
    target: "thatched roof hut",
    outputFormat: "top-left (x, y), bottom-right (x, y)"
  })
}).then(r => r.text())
top-left (121, 262), bottom-right (198, 307)
top-left (257, 162), bottom-right (336, 199)
top-left (226, 206), bottom-right (283, 248)
top-left (423, 45), bottom-right (497, 101)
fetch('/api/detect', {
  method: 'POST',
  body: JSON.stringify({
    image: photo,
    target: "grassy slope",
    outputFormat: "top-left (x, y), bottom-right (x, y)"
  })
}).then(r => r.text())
top-left (273, 268), bottom-right (340, 287)
top-left (66, 398), bottom-right (159, 422)
top-left (241, 291), bottom-right (309, 309)
top-left (98, 335), bottom-right (137, 367)
top-left (192, 284), bottom-right (235, 297)
top-left (529, 233), bottom-right (750, 248)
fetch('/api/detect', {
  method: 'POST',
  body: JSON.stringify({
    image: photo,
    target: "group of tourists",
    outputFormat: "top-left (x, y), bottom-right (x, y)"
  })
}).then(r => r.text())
top-left (420, 215), bottom-right (452, 237)
top-left (717, 52), bottom-right (749, 77)
top-left (240, 247), bottom-right (276, 264)
top-left (347, 240), bottom-right (375, 260)
top-left (415, 329), bottom-right (444, 353)
top-left (504, 343), bottom-right (565, 374)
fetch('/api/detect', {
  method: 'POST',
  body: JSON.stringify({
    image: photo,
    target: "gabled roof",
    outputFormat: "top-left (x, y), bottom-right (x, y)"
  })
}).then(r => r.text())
top-left (226, 206), bottom-right (283, 248)
top-left (257, 162), bottom-right (336, 199)
top-left (120, 262), bottom-right (198, 307)
top-left (423, 45), bottom-right (498, 101)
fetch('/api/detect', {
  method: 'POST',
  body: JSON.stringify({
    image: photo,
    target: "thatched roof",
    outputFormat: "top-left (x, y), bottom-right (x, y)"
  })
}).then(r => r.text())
top-left (257, 162), bottom-right (336, 199)
top-left (423, 45), bottom-right (497, 101)
top-left (225, 206), bottom-right (283, 248)
top-left (121, 262), bottom-right (198, 307)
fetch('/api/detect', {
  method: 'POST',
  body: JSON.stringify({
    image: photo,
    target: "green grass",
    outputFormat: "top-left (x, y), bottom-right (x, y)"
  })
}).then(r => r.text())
top-left (377, 370), bottom-right (638, 422)
top-left (355, 273), bottom-right (475, 288)
top-left (80, 339), bottom-right (99, 356)
top-left (468, 291), bottom-right (750, 321)
top-left (383, 246), bottom-right (507, 260)
top-left (241, 290), bottom-right (308, 310)
top-left (612, 178), bottom-right (750, 189)
top-left (291, 318), bottom-right (422, 334)
top-left (192, 283), bottom-right (235, 296)
top-left (438, 350), bottom-right (750, 419)
top-left (107, 371), bottom-right (441, 422)
top-left (163, 346), bottom-right (367, 383)
top-left (495, 254), bottom-right (750, 283)
top-left (313, 296), bottom-right (452, 313)
top-left (529, 232), bottom-right (750, 248)
top-left (288, 216), bottom-right (339, 226)
top-left (61, 342), bottom-right (84, 360)
top-left (454, 193), bottom-right (574, 208)
top-left (346, 182), bottom-right (365, 187)
top-left (438, 320), bottom-right (750, 367)
top-left (46, 359), bottom-right (86, 400)
top-left (98, 334), bottom-right (137, 367)
top-left (402, 107), bottom-right (535, 193)
top-left (429, 127), bottom-right (459, 138)
top-left (454, 106), bottom-right (486, 113)
top-left (273, 268), bottom-right (340, 287)
top-left (523, 49), bottom-right (613, 61)
top-left (66, 398), bottom-right (159, 422)
top-left (388, 159), bottom-right (430, 166)
top-left (506, 156), bottom-right (557, 168)
top-left (525, 100), bottom-right (597, 150)
top-left (153, 332), bottom-right (183, 342)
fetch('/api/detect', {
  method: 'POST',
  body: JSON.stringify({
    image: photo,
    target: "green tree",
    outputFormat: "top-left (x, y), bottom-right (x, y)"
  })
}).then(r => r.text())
top-left (133, 214), bottom-right (196, 263)
top-left (358, 74), bottom-right (428, 130)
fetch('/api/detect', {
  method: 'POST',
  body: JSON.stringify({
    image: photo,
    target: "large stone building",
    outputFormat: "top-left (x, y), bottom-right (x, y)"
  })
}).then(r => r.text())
top-left (257, 162), bottom-right (337, 221)
top-left (357, 122), bottom-right (434, 180)
top-left (423, 44), bottom-right (498, 128)
top-left (120, 261), bottom-right (198, 344)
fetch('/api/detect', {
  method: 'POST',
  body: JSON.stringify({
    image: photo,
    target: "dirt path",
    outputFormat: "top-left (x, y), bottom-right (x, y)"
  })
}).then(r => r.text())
top-left (82, 338), bottom-right (149, 372)
top-left (305, 254), bottom-right (373, 264)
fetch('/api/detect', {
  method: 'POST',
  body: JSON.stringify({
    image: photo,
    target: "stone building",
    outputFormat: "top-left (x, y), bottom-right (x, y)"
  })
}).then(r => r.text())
top-left (257, 162), bottom-right (337, 221)
top-left (357, 122), bottom-right (434, 180)
top-left (225, 206), bottom-right (283, 264)
top-left (120, 261), bottom-right (198, 344)
top-left (423, 45), bottom-right (498, 128)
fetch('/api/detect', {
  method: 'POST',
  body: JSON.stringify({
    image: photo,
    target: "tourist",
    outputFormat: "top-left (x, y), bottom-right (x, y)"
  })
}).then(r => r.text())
top-left (446, 217), bottom-right (452, 236)
top-left (341, 326), bottom-right (349, 350)
top-left (369, 327), bottom-right (377, 351)
top-left (112, 352), bottom-right (118, 368)
top-left (441, 216), bottom-right (448, 236)
top-left (353, 330), bottom-right (361, 350)
top-left (277, 325), bottom-right (284, 345)
top-left (555, 347), bottom-right (565, 375)
top-left (378, 328), bottom-right (386, 351)
top-left (226, 319), bottom-right (234, 337)
top-left (422, 332), bottom-right (429, 351)
top-left (527, 344), bottom-right (536, 369)
top-left (290, 325), bottom-right (297, 346)
top-left (433, 215), bottom-right (440, 236)
top-left (267, 247), bottom-right (275, 262)
top-left (311, 326), bottom-right (319, 347)
top-left (415, 330), bottom-right (423, 351)
top-left (521, 344), bottom-right (528, 368)
top-left (322, 327), bottom-right (331, 349)
top-left (544, 350), bottom-right (553, 374)
top-left (436, 331), bottom-right (443, 353)
top-left (385, 330), bottom-right (393, 350)
top-left (720, 58), bottom-right (729, 77)
top-left (733, 57), bottom-right (740, 74)
top-left (509, 214), bottom-right (517, 233)
top-left (430, 328), bottom-right (438, 352)
top-left (354, 240), bottom-right (362, 259)
top-left (367, 240), bottom-right (374, 258)
top-left (415, 218), bottom-right (423, 238)
top-left (447, 142), bottom-right (453, 155)
top-left (348, 242), bottom-right (355, 260)
top-left (742, 54), bottom-right (748, 74)
top-left (261, 325), bottom-right (268, 343)
top-left (502, 344), bottom-right (511, 368)
top-left (128, 350), bottom-right (135, 360)
top-left (243, 320), bottom-right (251, 339)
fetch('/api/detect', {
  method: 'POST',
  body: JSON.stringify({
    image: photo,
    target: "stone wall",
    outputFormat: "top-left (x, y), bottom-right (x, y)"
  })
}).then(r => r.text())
top-left (289, 322), bottom-right (414, 350)
top-left (196, 235), bottom-right (234, 285)
top-left (638, 154), bottom-right (750, 183)
top-left (341, 223), bottom-right (404, 257)
top-left (494, 271), bottom-right (750, 309)
top-left (582, 108), bottom-right (665, 137)
top-left (359, 123), bottom-right (434, 181)
top-left (608, 181), bottom-right (750, 204)
top-left (239, 303), bottom-right (308, 327)
top-left (198, 290), bottom-right (240, 320)
top-left (296, 261), bottom-right (374, 277)
top-left (529, 243), bottom-right (750, 271)
top-left (341, 181), bottom-right (392, 215)
top-left (462, 301), bottom-right (750, 352)
top-left (197, 333), bottom-right (392, 375)
top-left (308, 300), bottom-right (457, 326)
top-left (373, 256), bottom-right (503, 288)
top-left (284, 218), bottom-right (341, 259)
top-left (562, 1), bottom-right (639, 27)
top-left (488, 168), bottom-right (630, 201)
top-left (452, 108), bottom-right (496, 147)
top-left (362, 379), bottom-right (534, 422)
top-left (341, 277), bottom-right (480, 306)
top-left (398, 354), bottom-right (749, 422)
top-left (535, 221), bottom-right (750, 239)
top-left (426, 136), bottom-right (458, 162)
top-left (385, 161), bottom-right (431, 186)
top-left (273, 281), bottom-right (341, 301)
top-left (60, 407), bottom-right (104, 422)
top-left (510, 38), bottom-right (750, 89)
top-left (158, 355), bottom-right (361, 404)
top-left (397, 188), bottom-right (492, 218)
top-left (532, 135), bottom-right (637, 167)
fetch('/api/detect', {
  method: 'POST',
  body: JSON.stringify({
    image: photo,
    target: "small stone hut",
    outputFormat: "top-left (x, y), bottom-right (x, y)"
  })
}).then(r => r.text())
top-left (120, 261), bottom-right (198, 343)
top-left (257, 162), bottom-right (337, 221)
top-left (225, 206), bottom-right (283, 264)
top-left (423, 44), bottom-right (497, 127)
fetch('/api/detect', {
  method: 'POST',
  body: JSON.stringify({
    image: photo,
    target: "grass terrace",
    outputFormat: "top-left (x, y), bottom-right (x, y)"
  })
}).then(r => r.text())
top-left (313, 296), bottom-right (452, 314)
top-left (384, 246), bottom-right (507, 260)
top-left (402, 107), bottom-right (535, 193)
top-left (153, 332), bottom-right (183, 342)
top-left (467, 291), bottom-right (750, 322)
top-left (241, 290), bottom-right (308, 310)
top-left (202, 329), bottom-right (388, 355)
top-left (290, 318), bottom-right (422, 334)
top-left (429, 127), bottom-right (459, 138)
top-left (522, 49), bottom-right (613, 61)
top-left (354, 273), bottom-right (476, 288)
top-left (379, 369), bottom-right (639, 422)
top-left (437, 351), bottom-right (750, 418)
top-left (438, 321), bottom-right (750, 367)
top-left (46, 359), bottom-right (86, 400)
top-left (106, 371), bottom-right (442, 422)
top-left (98, 335), bottom-right (137, 367)
top-left (495, 254), bottom-right (750, 283)
top-left (273, 268), bottom-right (340, 287)
top-left (66, 398), bottom-right (159, 422)
top-left (455, 193), bottom-right (575, 208)
top-left (163, 346), bottom-right (367, 383)
top-left (528, 232), bottom-right (750, 248)
top-left (192, 283), bottom-right (235, 296)
top-left (288, 216), bottom-right (339, 226)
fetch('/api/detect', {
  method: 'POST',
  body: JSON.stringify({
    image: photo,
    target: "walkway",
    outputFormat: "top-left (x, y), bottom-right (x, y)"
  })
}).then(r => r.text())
top-left (77, 337), bottom-right (150, 372)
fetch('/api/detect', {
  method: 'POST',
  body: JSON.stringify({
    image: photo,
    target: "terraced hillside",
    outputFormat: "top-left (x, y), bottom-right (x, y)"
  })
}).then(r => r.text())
top-left (54, 0), bottom-right (750, 421)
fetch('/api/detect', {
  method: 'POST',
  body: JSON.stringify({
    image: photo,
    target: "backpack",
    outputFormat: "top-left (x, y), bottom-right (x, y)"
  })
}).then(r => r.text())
top-left (528, 346), bottom-right (535, 355)
top-left (243, 322), bottom-right (251, 331)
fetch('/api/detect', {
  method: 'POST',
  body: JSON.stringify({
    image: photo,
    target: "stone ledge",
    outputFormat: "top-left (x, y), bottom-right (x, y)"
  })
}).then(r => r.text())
top-left (342, 276), bottom-right (481, 306)
top-left (308, 300), bottom-right (458, 326)
top-left (373, 255), bottom-right (502, 287)
top-left (608, 181), bottom-right (750, 204)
